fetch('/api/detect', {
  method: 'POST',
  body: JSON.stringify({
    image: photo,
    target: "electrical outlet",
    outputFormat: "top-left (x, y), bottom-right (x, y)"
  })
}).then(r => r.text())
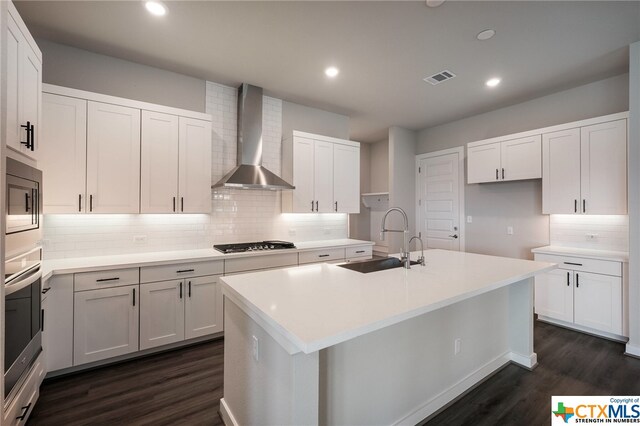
top-left (454, 338), bottom-right (462, 355)
top-left (133, 235), bottom-right (147, 244)
top-left (507, 226), bottom-right (514, 235)
top-left (467, 216), bottom-right (473, 223)
top-left (585, 233), bottom-right (599, 241)
top-left (252, 335), bottom-right (259, 362)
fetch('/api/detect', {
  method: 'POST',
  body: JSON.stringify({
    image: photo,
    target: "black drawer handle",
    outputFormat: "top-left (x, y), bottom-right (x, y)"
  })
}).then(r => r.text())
top-left (16, 403), bottom-right (32, 421)
top-left (318, 254), bottom-right (330, 258)
top-left (42, 287), bottom-right (51, 294)
top-left (176, 269), bottom-right (195, 273)
top-left (179, 282), bottom-right (183, 299)
top-left (96, 277), bottom-right (120, 282)
top-left (566, 271), bottom-right (570, 286)
top-left (355, 250), bottom-right (365, 254)
top-left (563, 262), bottom-right (582, 266)
top-left (576, 273), bottom-right (580, 288)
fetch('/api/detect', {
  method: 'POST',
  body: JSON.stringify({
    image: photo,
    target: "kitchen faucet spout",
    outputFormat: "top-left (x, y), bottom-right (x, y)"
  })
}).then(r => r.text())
top-left (380, 207), bottom-right (411, 269)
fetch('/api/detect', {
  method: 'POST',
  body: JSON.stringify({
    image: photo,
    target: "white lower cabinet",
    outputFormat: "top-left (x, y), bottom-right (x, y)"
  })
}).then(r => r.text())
top-left (534, 253), bottom-right (624, 338)
top-left (73, 284), bottom-right (140, 365)
top-left (3, 353), bottom-right (44, 426)
top-left (185, 275), bottom-right (223, 339)
top-left (43, 275), bottom-right (74, 371)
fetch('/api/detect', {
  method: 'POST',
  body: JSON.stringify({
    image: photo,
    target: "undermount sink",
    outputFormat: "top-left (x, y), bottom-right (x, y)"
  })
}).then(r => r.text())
top-left (337, 257), bottom-right (420, 273)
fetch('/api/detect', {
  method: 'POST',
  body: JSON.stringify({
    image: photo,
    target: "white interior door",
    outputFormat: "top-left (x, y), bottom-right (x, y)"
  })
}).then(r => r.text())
top-left (417, 150), bottom-right (462, 251)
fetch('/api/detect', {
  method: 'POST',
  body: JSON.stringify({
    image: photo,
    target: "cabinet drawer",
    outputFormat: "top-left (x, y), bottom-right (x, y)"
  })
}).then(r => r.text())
top-left (534, 254), bottom-right (621, 277)
top-left (140, 260), bottom-right (224, 283)
top-left (299, 248), bottom-right (346, 265)
top-left (224, 252), bottom-right (298, 274)
top-left (4, 353), bottom-right (43, 426)
top-left (346, 245), bottom-right (372, 260)
top-left (74, 268), bottom-right (140, 292)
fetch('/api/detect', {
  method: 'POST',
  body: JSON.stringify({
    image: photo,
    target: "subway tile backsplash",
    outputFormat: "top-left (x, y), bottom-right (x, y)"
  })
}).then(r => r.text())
top-left (549, 214), bottom-right (628, 252)
top-left (42, 81), bottom-right (348, 259)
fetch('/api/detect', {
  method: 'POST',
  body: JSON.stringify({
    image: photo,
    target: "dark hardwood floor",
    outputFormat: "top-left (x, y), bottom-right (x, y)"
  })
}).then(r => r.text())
top-left (28, 321), bottom-right (640, 425)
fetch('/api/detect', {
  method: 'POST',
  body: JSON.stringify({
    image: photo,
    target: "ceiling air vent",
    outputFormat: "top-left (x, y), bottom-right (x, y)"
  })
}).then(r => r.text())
top-left (423, 70), bottom-right (456, 85)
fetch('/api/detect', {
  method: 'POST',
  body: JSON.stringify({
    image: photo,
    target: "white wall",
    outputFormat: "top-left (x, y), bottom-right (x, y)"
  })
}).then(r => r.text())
top-left (349, 143), bottom-right (371, 241)
top-left (282, 101), bottom-right (350, 140)
top-left (417, 74), bottom-right (629, 259)
top-left (627, 42), bottom-right (640, 357)
top-left (388, 127), bottom-right (416, 254)
top-left (369, 139), bottom-right (389, 193)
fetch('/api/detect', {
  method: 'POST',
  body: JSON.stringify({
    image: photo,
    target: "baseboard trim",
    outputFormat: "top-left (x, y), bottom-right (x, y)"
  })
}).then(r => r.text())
top-left (509, 351), bottom-right (538, 370)
top-left (625, 343), bottom-right (640, 358)
top-left (393, 352), bottom-right (511, 426)
top-left (220, 398), bottom-right (239, 426)
top-left (537, 316), bottom-right (627, 343)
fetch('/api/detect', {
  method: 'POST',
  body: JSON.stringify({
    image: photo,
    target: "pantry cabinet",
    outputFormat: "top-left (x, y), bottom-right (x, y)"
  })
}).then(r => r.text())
top-left (282, 131), bottom-right (360, 213)
top-left (5, 2), bottom-right (42, 159)
top-left (534, 252), bottom-right (625, 338)
top-left (467, 135), bottom-right (541, 183)
top-left (140, 113), bottom-right (212, 213)
top-left (543, 118), bottom-right (627, 214)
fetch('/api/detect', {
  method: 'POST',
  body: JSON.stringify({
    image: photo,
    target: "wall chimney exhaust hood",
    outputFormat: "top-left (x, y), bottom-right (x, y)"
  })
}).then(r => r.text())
top-left (212, 84), bottom-right (295, 190)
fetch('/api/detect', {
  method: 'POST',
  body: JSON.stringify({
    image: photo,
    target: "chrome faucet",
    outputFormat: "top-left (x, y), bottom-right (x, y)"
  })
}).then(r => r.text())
top-left (380, 207), bottom-right (411, 269)
top-left (409, 236), bottom-right (425, 266)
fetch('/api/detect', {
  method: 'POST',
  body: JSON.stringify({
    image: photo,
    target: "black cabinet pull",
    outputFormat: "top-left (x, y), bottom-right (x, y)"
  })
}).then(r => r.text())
top-left (181, 197), bottom-right (184, 212)
top-left (173, 197), bottom-right (176, 212)
top-left (319, 254), bottom-right (330, 258)
top-left (25, 192), bottom-right (30, 213)
top-left (583, 199), bottom-right (586, 213)
top-left (41, 308), bottom-right (45, 332)
top-left (188, 281), bottom-right (192, 298)
top-left (16, 403), bottom-right (32, 421)
top-left (311, 200), bottom-right (314, 212)
top-left (79, 194), bottom-right (82, 212)
top-left (564, 262), bottom-right (582, 266)
top-left (315, 201), bottom-right (319, 211)
top-left (20, 121), bottom-right (33, 150)
top-left (574, 199), bottom-right (577, 213)
top-left (176, 269), bottom-right (194, 273)
top-left (96, 277), bottom-right (120, 282)
top-left (356, 250), bottom-right (365, 254)
top-left (335, 201), bottom-right (338, 212)
top-left (42, 287), bottom-right (51, 294)
top-left (576, 273), bottom-right (579, 288)
top-left (501, 168), bottom-right (505, 179)
top-left (179, 282), bottom-right (183, 299)
top-left (133, 288), bottom-right (136, 306)
top-left (30, 124), bottom-right (35, 151)
top-left (495, 169), bottom-right (498, 180)
top-left (90, 194), bottom-right (93, 212)
top-left (566, 271), bottom-right (570, 286)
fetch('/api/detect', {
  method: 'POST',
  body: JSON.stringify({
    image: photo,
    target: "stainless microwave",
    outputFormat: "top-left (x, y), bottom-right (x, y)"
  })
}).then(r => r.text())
top-left (5, 158), bottom-right (42, 260)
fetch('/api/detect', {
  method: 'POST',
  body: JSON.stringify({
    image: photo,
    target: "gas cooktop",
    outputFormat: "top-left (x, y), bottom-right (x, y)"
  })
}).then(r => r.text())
top-left (214, 240), bottom-right (296, 254)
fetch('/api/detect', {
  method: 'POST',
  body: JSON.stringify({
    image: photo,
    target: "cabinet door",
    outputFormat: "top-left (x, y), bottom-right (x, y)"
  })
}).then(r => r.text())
top-left (5, 14), bottom-right (21, 153)
top-left (43, 275), bottom-right (74, 372)
top-left (534, 269), bottom-right (573, 323)
top-left (501, 135), bottom-right (541, 181)
top-left (292, 137), bottom-right (316, 212)
top-left (542, 128), bottom-right (581, 214)
top-left (580, 119), bottom-right (627, 214)
top-left (467, 142), bottom-right (501, 183)
top-left (333, 143), bottom-right (360, 213)
top-left (178, 117), bottom-right (212, 213)
top-left (185, 275), bottom-right (223, 339)
top-left (574, 272), bottom-right (622, 335)
top-left (39, 94), bottom-right (87, 213)
top-left (140, 280), bottom-right (185, 350)
top-left (74, 285), bottom-right (139, 365)
top-left (86, 101), bottom-right (141, 213)
top-left (314, 140), bottom-right (334, 212)
top-left (140, 111), bottom-right (179, 213)
top-left (19, 38), bottom-right (42, 156)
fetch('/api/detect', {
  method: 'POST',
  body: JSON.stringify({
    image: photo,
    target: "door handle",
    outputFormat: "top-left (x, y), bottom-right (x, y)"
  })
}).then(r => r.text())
top-left (16, 403), bottom-right (32, 421)
top-left (20, 121), bottom-right (33, 150)
top-left (448, 234), bottom-right (458, 239)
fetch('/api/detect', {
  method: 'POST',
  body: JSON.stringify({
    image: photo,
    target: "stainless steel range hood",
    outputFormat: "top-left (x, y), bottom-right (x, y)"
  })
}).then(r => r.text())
top-left (212, 83), bottom-right (294, 190)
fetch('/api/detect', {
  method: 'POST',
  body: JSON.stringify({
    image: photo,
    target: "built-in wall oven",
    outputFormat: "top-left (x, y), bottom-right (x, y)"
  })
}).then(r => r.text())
top-left (4, 158), bottom-right (43, 402)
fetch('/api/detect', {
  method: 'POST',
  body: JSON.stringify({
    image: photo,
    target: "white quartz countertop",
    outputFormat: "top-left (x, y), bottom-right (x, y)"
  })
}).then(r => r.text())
top-left (221, 249), bottom-right (556, 354)
top-left (41, 239), bottom-right (373, 281)
top-left (531, 246), bottom-right (628, 262)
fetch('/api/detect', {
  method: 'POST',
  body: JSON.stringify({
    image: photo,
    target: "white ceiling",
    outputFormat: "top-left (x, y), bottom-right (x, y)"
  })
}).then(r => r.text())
top-left (14, 1), bottom-right (640, 142)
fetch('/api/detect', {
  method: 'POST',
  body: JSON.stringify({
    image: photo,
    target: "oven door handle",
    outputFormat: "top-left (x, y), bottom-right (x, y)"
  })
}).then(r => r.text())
top-left (5, 267), bottom-right (42, 296)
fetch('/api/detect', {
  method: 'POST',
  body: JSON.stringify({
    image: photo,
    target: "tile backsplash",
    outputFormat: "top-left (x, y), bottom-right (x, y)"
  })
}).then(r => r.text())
top-left (42, 81), bottom-right (348, 259)
top-left (549, 214), bottom-right (629, 252)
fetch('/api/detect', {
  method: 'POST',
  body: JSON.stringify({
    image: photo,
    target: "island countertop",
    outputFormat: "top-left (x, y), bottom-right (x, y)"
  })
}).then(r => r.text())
top-left (221, 249), bottom-right (556, 354)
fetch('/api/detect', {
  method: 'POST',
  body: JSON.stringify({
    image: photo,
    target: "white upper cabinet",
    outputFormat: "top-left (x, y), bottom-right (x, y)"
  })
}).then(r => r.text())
top-left (282, 131), bottom-right (360, 213)
top-left (6, 3), bottom-right (42, 159)
top-left (39, 94), bottom-right (87, 213)
top-left (178, 117), bottom-right (212, 213)
top-left (467, 135), bottom-right (541, 184)
top-left (141, 111), bottom-right (179, 213)
top-left (86, 101), bottom-right (141, 214)
top-left (543, 118), bottom-right (627, 215)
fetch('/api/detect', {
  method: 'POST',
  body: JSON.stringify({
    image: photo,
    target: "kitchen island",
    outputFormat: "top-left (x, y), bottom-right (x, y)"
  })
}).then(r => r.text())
top-left (220, 249), bottom-right (556, 425)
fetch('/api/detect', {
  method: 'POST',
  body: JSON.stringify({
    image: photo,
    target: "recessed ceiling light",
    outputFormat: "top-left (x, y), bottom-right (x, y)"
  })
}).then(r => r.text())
top-left (325, 67), bottom-right (339, 78)
top-left (486, 78), bottom-right (501, 88)
top-left (476, 29), bottom-right (496, 41)
top-left (145, 1), bottom-right (167, 16)
top-left (426, 0), bottom-right (446, 7)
